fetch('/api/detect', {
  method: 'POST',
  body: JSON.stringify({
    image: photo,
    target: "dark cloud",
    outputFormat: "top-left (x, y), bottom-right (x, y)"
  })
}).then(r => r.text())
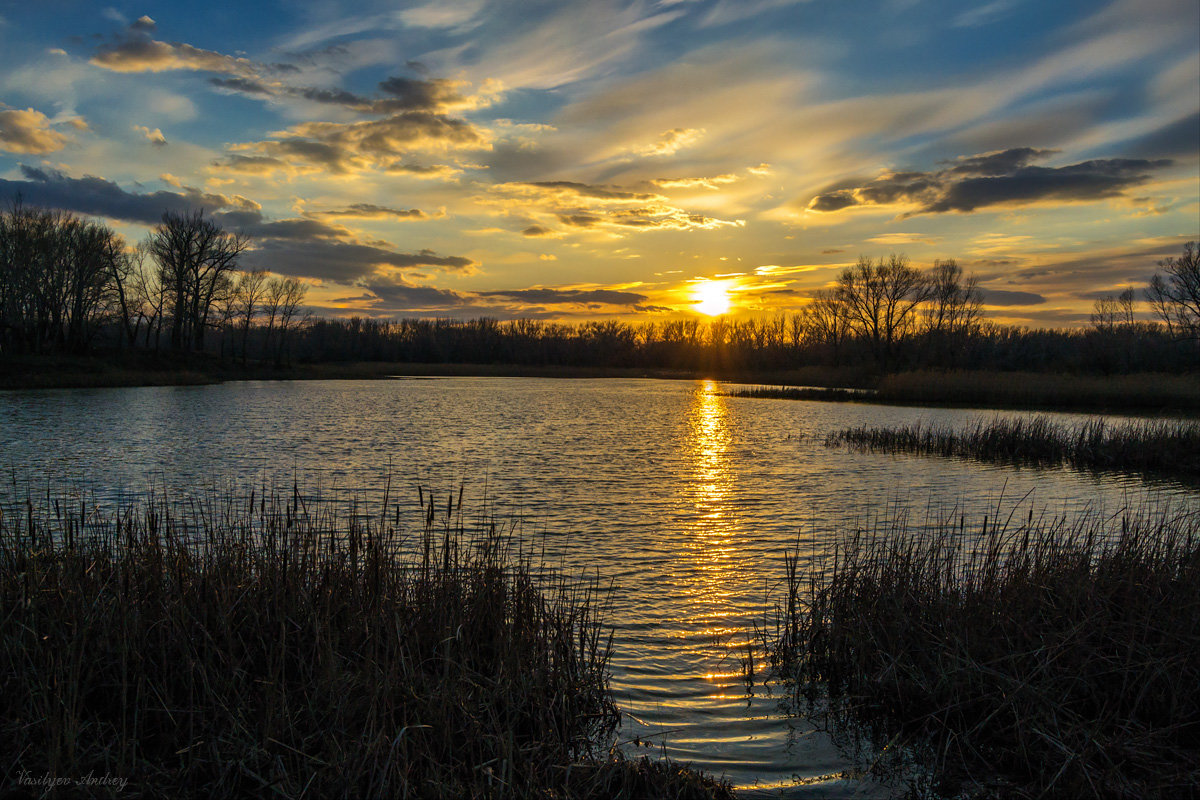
top-left (1123, 112), bottom-right (1200, 161)
top-left (376, 77), bottom-right (471, 112)
top-left (942, 147), bottom-right (1058, 176)
top-left (557, 213), bottom-right (602, 228)
top-left (977, 288), bottom-right (1047, 306)
top-left (242, 239), bottom-right (476, 282)
top-left (478, 288), bottom-right (649, 306)
top-left (807, 148), bottom-right (1172, 216)
top-left (522, 225), bottom-right (555, 237)
top-left (820, 248), bottom-right (844, 254)
top-left (0, 166), bottom-right (259, 225)
top-left (362, 277), bottom-right (470, 310)
top-left (209, 76), bottom-right (272, 95)
top-left (926, 159), bottom-right (1172, 213)
top-left (209, 70), bottom-right (481, 116)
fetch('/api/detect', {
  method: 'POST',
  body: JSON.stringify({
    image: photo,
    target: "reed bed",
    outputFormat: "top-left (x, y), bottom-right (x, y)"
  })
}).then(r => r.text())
top-left (0, 487), bottom-right (731, 799)
top-left (826, 416), bottom-right (1200, 477)
top-left (763, 504), bottom-right (1200, 799)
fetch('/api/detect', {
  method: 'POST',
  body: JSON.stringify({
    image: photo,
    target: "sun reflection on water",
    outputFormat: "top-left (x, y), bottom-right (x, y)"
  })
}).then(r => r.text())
top-left (678, 380), bottom-right (748, 668)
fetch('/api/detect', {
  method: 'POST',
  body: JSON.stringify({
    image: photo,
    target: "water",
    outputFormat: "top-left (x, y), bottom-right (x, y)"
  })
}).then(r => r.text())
top-left (3, 377), bottom-right (1196, 796)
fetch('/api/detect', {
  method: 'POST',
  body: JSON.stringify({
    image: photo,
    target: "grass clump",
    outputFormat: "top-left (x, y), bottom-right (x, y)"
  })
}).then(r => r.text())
top-left (764, 504), bottom-right (1200, 799)
top-left (826, 415), bottom-right (1200, 477)
top-left (0, 487), bottom-right (732, 799)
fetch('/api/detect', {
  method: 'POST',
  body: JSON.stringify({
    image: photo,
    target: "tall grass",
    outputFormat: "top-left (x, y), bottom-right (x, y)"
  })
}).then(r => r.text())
top-left (0, 487), bottom-right (731, 799)
top-left (763, 504), bottom-right (1200, 798)
top-left (827, 416), bottom-right (1200, 477)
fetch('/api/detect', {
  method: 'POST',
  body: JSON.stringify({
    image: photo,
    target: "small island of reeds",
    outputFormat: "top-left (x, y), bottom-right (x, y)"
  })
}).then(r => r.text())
top-left (825, 415), bottom-right (1200, 477)
top-left (0, 488), bottom-right (733, 799)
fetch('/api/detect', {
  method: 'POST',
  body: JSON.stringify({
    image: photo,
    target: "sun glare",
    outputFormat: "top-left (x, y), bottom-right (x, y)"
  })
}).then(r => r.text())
top-left (696, 281), bottom-right (732, 316)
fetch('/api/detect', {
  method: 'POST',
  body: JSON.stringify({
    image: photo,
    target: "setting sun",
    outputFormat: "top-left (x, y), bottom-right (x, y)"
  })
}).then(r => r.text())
top-left (696, 281), bottom-right (732, 316)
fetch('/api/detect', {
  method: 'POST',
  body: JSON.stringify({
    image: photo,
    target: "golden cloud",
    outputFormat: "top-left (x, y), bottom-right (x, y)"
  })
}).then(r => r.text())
top-left (0, 107), bottom-right (71, 154)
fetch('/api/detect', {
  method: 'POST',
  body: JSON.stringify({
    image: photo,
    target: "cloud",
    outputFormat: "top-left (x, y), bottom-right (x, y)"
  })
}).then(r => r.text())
top-left (221, 111), bottom-right (489, 175)
top-left (0, 106), bottom-right (71, 154)
top-left (486, 179), bottom-right (742, 236)
top-left (243, 239), bottom-right (477, 282)
top-left (92, 36), bottom-right (257, 76)
top-left (806, 148), bottom-right (1172, 216)
top-left (522, 224), bottom-right (556, 237)
top-left (478, 287), bottom-right (650, 307)
top-left (210, 73), bottom-right (496, 115)
top-left (637, 127), bottom-right (704, 156)
top-left (652, 174), bottom-right (739, 190)
top-left (305, 203), bottom-right (428, 220)
top-left (518, 180), bottom-right (659, 202)
top-left (131, 15), bottom-right (157, 32)
top-left (133, 125), bottom-right (167, 145)
top-left (361, 275), bottom-right (471, 310)
top-left (977, 288), bottom-right (1047, 306)
top-left (0, 166), bottom-right (260, 225)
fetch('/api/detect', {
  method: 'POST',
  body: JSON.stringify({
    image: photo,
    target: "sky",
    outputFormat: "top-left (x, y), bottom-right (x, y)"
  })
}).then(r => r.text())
top-left (0, 0), bottom-right (1197, 326)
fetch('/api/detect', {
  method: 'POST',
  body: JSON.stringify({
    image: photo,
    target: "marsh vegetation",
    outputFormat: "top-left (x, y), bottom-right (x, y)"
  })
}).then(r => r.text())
top-left (0, 486), bottom-right (732, 799)
top-left (760, 503), bottom-right (1200, 799)
top-left (825, 415), bottom-right (1200, 476)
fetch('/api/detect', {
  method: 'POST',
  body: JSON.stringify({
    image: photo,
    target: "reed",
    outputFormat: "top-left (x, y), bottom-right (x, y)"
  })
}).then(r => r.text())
top-left (0, 487), bottom-right (732, 799)
top-left (826, 416), bottom-right (1200, 477)
top-left (763, 504), bottom-right (1200, 798)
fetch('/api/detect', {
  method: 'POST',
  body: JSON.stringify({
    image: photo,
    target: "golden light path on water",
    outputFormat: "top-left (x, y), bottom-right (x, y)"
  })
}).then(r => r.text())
top-left (681, 381), bottom-right (744, 653)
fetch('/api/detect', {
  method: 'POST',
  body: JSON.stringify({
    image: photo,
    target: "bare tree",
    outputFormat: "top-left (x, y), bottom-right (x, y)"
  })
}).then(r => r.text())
top-left (146, 210), bottom-right (248, 353)
top-left (923, 259), bottom-right (983, 337)
top-left (0, 200), bottom-right (125, 354)
top-left (837, 254), bottom-right (931, 367)
top-left (269, 276), bottom-right (308, 365)
top-left (803, 288), bottom-right (851, 365)
top-left (234, 269), bottom-right (269, 364)
top-left (1091, 288), bottom-right (1136, 332)
top-left (1146, 242), bottom-right (1199, 340)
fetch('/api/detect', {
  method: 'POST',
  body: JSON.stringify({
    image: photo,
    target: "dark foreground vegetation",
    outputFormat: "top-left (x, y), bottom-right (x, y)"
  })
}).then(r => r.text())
top-left (827, 415), bottom-right (1200, 476)
top-left (0, 488), bottom-right (732, 799)
top-left (762, 505), bottom-right (1200, 799)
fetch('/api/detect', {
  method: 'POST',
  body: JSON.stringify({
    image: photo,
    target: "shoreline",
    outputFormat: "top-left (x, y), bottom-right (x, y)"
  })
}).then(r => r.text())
top-left (3, 355), bottom-right (1196, 417)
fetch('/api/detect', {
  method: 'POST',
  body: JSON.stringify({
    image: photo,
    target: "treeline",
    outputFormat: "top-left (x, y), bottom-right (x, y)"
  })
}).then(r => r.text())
top-left (0, 202), bottom-right (307, 364)
top-left (2, 199), bottom-right (1197, 375)
top-left (292, 311), bottom-right (1195, 374)
top-left (293, 250), bottom-right (1197, 374)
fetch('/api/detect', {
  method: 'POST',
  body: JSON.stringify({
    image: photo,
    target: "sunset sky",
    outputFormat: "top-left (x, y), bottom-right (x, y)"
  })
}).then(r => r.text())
top-left (1, 0), bottom-right (1197, 325)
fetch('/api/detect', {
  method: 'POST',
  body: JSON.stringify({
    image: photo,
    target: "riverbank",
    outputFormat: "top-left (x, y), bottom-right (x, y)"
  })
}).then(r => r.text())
top-left (5, 355), bottom-right (1196, 417)
top-left (0, 485), bottom-right (734, 799)
top-left (731, 370), bottom-right (1200, 416)
top-left (0, 352), bottom-right (872, 392)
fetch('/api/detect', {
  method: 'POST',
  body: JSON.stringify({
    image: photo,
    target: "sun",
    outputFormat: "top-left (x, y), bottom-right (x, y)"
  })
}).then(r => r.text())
top-left (696, 280), bottom-right (732, 316)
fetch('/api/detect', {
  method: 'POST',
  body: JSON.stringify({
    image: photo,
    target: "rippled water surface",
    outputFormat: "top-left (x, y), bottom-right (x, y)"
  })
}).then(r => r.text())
top-left (3, 377), bottom-right (1197, 796)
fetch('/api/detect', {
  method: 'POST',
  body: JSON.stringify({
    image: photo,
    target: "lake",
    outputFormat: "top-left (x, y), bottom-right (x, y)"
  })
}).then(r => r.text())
top-left (3, 377), bottom-right (1196, 797)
